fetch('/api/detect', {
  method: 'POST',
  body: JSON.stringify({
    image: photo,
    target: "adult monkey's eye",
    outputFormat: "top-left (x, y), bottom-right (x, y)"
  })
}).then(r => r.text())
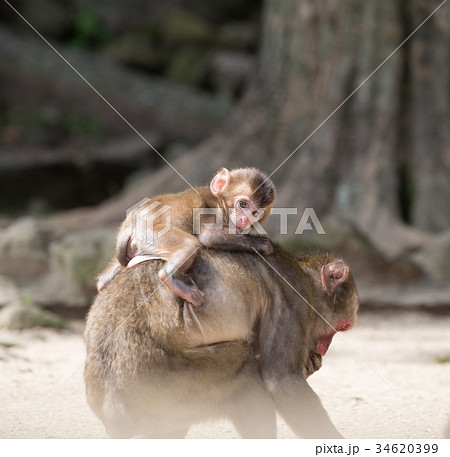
top-left (239, 201), bottom-right (248, 209)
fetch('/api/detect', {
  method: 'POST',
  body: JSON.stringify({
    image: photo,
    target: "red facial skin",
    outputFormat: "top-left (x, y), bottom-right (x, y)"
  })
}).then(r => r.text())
top-left (315, 318), bottom-right (353, 356)
top-left (229, 196), bottom-right (263, 232)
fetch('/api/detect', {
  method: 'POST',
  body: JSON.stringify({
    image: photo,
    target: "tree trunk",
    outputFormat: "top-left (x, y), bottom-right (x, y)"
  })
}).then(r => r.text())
top-left (410, 0), bottom-right (450, 232)
top-left (251, 0), bottom-right (449, 255)
top-left (43, 0), bottom-right (449, 257)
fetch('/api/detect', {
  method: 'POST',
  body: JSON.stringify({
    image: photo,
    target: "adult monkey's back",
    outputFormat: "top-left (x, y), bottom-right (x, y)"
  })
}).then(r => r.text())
top-left (84, 245), bottom-right (359, 438)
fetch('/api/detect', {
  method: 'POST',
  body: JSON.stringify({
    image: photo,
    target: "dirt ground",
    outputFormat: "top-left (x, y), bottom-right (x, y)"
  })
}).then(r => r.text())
top-left (1, 309), bottom-right (449, 439)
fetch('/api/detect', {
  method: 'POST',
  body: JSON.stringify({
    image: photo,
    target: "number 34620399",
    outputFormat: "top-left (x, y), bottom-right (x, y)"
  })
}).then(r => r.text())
top-left (375, 443), bottom-right (438, 454)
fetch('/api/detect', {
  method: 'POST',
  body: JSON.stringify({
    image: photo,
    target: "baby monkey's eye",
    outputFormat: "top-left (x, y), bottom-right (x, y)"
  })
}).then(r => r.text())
top-left (252, 211), bottom-right (259, 218)
top-left (239, 201), bottom-right (248, 209)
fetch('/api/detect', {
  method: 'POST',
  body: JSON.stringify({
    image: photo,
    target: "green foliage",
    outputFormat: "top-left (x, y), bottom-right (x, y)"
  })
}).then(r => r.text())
top-left (20, 294), bottom-right (33, 305)
top-left (60, 113), bottom-right (103, 139)
top-left (166, 47), bottom-right (211, 83)
top-left (435, 356), bottom-right (450, 364)
top-left (70, 7), bottom-right (111, 50)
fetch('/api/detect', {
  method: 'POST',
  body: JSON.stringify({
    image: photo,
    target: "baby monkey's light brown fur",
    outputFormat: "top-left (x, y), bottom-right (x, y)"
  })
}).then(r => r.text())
top-left (97, 167), bottom-right (276, 307)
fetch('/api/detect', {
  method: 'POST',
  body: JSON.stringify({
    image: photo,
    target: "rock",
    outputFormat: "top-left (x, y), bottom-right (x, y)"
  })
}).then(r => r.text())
top-left (277, 218), bottom-right (426, 289)
top-left (0, 299), bottom-right (68, 330)
top-left (210, 51), bottom-right (256, 96)
top-left (50, 229), bottom-right (115, 290)
top-left (0, 218), bottom-right (49, 284)
top-left (415, 230), bottom-right (450, 284)
top-left (26, 273), bottom-right (86, 309)
top-left (358, 285), bottom-right (450, 312)
top-left (0, 275), bottom-right (20, 307)
top-left (26, 228), bottom-right (115, 308)
top-left (277, 219), bottom-right (450, 311)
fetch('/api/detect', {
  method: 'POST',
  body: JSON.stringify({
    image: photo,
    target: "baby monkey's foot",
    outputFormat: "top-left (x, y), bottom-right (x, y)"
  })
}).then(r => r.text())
top-left (158, 269), bottom-right (205, 308)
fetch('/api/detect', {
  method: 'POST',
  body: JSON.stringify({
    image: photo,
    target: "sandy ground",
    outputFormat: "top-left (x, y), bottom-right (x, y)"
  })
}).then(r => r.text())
top-left (0, 309), bottom-right (449, 439)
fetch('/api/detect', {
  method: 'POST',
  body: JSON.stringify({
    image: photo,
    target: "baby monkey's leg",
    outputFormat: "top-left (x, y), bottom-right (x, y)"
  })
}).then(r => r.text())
top-left (155, 227), bottom-right (204, 307)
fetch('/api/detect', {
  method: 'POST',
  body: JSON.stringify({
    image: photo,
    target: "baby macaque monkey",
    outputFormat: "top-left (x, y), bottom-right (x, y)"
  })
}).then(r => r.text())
top-left (97, 167), bottom-right (276, 307)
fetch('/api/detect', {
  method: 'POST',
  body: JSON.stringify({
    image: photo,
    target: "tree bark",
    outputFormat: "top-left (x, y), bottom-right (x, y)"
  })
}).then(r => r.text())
top-left (410, 0), bottom-right (450, 232)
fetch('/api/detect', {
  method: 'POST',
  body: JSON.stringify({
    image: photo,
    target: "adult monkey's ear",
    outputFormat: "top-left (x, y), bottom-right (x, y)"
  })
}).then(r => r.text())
top-left (210, 168), bottom-right (231, 195)
top-left (321, 260), bottom-right (348, 292)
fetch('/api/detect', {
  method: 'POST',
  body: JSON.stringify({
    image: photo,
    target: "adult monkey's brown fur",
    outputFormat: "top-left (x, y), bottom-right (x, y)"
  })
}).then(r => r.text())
top-left (85, 246), bottom-right (359, 438)
top-left (96, 167), bottom-right (275, 308)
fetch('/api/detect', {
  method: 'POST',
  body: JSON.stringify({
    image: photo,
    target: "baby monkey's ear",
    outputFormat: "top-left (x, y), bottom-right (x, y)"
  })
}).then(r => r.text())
top-left (210, 168), bottom-right (231, 195)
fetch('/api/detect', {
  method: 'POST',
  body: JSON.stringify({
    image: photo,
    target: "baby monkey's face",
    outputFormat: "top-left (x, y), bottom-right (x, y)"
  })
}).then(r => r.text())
top-left (229, 195), bottom-right (266, 233)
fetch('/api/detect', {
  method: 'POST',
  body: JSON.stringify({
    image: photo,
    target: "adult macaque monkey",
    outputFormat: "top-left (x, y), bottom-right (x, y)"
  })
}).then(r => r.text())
top-left (85, 246), bottom-right (359, 438)
top-left (97, 167), bottom-right (276, 307)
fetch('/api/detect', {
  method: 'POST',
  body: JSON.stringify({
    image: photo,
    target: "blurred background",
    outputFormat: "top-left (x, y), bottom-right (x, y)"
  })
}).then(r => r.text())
top-left (0, 0), bottom-right (449, 328)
